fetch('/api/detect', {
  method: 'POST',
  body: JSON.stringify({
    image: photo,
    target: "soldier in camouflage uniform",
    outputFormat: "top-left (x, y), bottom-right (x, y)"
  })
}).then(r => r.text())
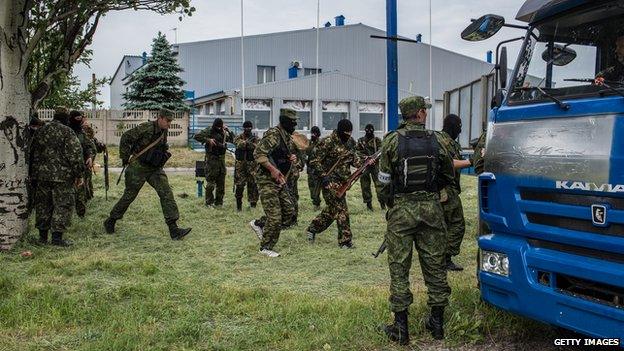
top-left (436, 114), bottom-right (472, 271)
top-left (357, 124), bottom-right (384, 211)
top-left (194, 118), bottom-right (235, 207)
top-left (249, 109), bottom-right (298, 258)
top-left (84, 124), bottom-right (107, 200)
top-left (30, 108), bottom-right (85, 246)
top-left (69, 110), bottom-right (96, 217)
top-left (103, 109), bottom-right (191, 240)
top-left (307, 126), bottom-right (322, 210)
top-left (306, 119), bottom-right (361, 248)
top-left (378, 96), bottom-right (454, 343)
top-left (234, 121), bottom-right (259, 211)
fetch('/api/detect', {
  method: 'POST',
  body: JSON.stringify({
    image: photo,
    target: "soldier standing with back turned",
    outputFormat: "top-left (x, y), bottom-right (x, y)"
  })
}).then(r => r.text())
top-left (103, 109), bottom-right (191, 240)
top-left (378, 96), bottom-right (454, 344)
top-left (30, 108), bottom-right (85, 246)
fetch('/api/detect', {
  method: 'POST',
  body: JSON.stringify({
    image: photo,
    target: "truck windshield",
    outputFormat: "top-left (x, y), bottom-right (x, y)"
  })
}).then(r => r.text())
top-left (508, 4), bottom-right (624, 105)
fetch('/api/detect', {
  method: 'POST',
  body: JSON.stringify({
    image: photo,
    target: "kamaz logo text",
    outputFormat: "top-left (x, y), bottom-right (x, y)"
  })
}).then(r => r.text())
top-left (556, 181), bottom-right (624, 193)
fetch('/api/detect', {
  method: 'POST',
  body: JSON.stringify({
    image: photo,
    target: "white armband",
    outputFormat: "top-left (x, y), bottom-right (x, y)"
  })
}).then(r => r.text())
top-left (378, 171), bottom-right (391, 184)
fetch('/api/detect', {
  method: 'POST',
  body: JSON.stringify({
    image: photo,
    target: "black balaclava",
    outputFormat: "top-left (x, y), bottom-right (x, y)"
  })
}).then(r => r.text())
top-left (279, 115), bottom-right (297, 135)
top-left (336, 119), bottom-right (353, 143)
top-left (443, 114), bottom-right (462, 140)
top-left (212, 118), bottom-right (224, 132)
top-left (53, 110), bottom-right (70, 126)
top-left (69, 110), bottom-right (83, 133)
top-left (311, 126), bottom-right (321, 141)
top-left (364, 123), bottom-right (375, 139)
top-left (243, 120), bottom-right (253, 136)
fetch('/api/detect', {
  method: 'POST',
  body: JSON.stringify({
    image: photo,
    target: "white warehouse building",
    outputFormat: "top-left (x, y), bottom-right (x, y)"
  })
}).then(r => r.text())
top-left (110, 17), bottom-right (496, 143)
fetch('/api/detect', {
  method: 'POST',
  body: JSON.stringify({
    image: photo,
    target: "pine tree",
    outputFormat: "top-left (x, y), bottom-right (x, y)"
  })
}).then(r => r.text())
top-left (123, 32), bottom-right (188, 111)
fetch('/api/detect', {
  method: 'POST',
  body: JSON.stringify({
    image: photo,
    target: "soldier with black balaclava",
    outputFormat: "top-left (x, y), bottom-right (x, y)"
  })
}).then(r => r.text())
top-left (69, 110), bottom-right (96, 218)
top-left (356, 123), bottom-right (384, 211)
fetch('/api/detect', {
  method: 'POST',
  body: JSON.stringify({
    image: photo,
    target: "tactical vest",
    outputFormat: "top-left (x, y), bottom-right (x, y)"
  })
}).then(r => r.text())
top-left (235, 136), bottom-right (256, 161)
top-left (269, 130), bottom-right (291, 175)
top-left (393, 129), bottom-right (439, 193)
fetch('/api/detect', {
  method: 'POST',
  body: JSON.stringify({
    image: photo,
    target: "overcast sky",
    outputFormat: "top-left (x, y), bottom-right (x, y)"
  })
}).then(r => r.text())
top-left (74, 0), bottom-right (528, 107)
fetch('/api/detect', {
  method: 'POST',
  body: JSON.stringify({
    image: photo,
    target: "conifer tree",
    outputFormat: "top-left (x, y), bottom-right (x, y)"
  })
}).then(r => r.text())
top-left (123, 32), bottom-right (187, 111)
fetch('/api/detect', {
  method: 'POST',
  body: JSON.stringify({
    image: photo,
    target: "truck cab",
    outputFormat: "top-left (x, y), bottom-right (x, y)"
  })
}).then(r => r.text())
top-left (465, 0), bottom-right (624, 340)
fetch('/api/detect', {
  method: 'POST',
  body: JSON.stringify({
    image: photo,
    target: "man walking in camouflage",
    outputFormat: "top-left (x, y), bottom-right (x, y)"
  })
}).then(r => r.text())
top-left (357, 123), bottom-right (384, 211)
top-left (30, 108), bottom-right (85, 246)
top-left (306, 119), bottom-right (361, 249)
top-left (249, 109), bottom-right (298, 258)
top-left (437, 114), bottom-right (472, 271)
top-left (194, 118), bottom-right (234, 207)
top-left (307, 126), bottom-right (322, 210)
top-left (378, 96), bottom-right (454, 343)
top-left (69, 110), bottom-right (96, 217)
top-left (103, 109), bottom-right (191, 240)
top-left (234, 121), bottom-right (259, 211)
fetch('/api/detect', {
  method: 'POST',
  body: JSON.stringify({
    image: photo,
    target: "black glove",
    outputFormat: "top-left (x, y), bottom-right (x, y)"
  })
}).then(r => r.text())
top-left (321, 176), bottom-right (331, 188)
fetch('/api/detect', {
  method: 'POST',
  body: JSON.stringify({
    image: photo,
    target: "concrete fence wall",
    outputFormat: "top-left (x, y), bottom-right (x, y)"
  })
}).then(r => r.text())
top-left (38, 109), bottom-right (189, 146)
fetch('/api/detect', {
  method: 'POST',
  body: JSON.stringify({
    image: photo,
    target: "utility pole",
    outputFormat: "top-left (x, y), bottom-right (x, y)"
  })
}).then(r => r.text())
top-left (386, 0), bottom-right (398, 131)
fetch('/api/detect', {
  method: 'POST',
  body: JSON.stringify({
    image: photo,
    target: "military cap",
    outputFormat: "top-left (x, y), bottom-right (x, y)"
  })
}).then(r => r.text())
top-left (279, 108), bottom-right (298, 120)
top-left (399, 96), bottom-right (432, 118)
top-left (159, 108), bottom-right (174, 121)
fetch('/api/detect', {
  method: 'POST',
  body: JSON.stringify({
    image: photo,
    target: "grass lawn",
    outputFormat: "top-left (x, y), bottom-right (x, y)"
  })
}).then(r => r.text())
top-left (0, 173), bottom-right (555, 350)
top-left (103, 146), bottom-right (234, 168)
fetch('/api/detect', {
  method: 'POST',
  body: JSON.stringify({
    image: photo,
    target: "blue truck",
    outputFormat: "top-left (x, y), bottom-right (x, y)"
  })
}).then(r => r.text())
top-left (462, 0), bottom-right (624, 341)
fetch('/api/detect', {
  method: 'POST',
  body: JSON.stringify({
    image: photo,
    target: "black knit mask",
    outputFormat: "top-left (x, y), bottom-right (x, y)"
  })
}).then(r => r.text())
top-left (443, 114), bottom-right (462, 140)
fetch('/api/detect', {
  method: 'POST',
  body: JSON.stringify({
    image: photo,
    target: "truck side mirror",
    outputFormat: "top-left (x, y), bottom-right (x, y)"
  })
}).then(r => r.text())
top-left (498, 46), bottom-right (508, 89)
top-left (461, 14), bottom-right (505, 41)
top-left (542, 44), bottom-right (577, 66)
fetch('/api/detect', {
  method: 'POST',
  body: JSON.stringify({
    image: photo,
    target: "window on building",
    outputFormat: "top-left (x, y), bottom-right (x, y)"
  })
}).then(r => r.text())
top-left (322, 101), bottom-right (349, 131)
top-left (215, 101), bottom-right (222, 116)
top-left (304, 68), bottom-right (322, 76)
top-left (283, 100), bottom-right (311, 131)
top-left (208, 103), bottom-right (214, 115)
top-left (257, 66), bottom-right (276, 84)
top-left (358, 102), bottom-right (384, 131)
top-left (219, 100), bottom-right (226, 114)
top-left (244, 99), bottom-right (272, 130)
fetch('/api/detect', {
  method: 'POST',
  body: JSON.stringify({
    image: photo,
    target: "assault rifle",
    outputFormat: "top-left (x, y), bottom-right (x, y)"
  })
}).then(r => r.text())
top-left (336, 149), bottom-right (382, 198)
top-left (103, 147), bottom-right (109, 200)
top-left (372, 239), bottom-right (387, 258)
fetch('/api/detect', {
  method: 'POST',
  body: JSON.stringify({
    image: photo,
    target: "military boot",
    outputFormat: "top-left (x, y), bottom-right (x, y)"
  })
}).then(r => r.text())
top-left (51, 232), bottom-right (73, 247)
top-left (383, 310), bottom-right (409, 345)
top-left (366, 202), bottom-right (374, 211)
top-left (38, 230), bottom-right (49, 245)
top-left (103, 217), bottom-right (116, 234)
top-left (425, 306), bottom-right (445, 340)
top-left (446, 256), bottom-right (464, 271)
top-left (236, 198), bottom-right (243, 212)
top-left (168, 221), bottom-right (192, 240)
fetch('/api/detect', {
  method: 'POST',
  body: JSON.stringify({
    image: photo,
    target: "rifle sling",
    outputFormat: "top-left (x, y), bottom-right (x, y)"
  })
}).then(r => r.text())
top-left (129, 132), bottom-right (165, 164)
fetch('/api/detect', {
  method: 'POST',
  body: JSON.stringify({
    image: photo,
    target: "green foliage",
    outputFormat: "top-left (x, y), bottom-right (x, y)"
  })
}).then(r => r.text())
top-left (123, 32), bottom-right (188, 111)
top-left (0, 174), bottom-right (554, 350)
top-left (39, 73), bottom-right (109, 109)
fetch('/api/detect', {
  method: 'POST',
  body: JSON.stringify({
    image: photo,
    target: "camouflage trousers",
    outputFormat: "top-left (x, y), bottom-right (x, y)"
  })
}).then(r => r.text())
top-left (234, 160), bottom-right (258, 205)
top-left (205, 156), bottom-right (226, 206)
top-left (442, 190), bottom-right (465, 257)
top-left (109, 162), bottom-right (179, 223)
top-left (35, 180), bottom-right (76, 233)
top-left (306, 183), bottom-right (352, 245)
top-left (307, 172), bottom-right (322, 207)
top-left (360, 166), bottom-right (383, 204)
top-left (386, 195), bottom-right (450, 312)
top-left (257, 178), bottom-right (296, 250)
top-left (86, 170), bottom-right (94, 200)
top-left (288, 174), bottom-right (300, 221)
top-left (75, 170), bottom-right (91, 217)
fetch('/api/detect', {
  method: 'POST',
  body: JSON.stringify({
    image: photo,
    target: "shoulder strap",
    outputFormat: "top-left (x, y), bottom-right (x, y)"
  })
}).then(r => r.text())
top-left (131, 132), bottom-right (164, 162)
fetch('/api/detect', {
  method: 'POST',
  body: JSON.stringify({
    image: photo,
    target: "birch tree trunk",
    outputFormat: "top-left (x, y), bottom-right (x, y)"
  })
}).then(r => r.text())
top-left (0, 0), bottom-right (31, 250)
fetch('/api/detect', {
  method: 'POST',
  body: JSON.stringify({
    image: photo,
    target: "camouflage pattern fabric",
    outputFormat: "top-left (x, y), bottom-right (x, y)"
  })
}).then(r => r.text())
top-left (30, 120), bottom-right (84, 233)
top-left (356, 135), bottom-right (383, 204)
top-left (288, 147), bottom-right (305, 220)
top-left (35, 181), bottom-right (76, 232)
top-left (254, 125), bottom-right (297, 250)
top-left (109, 122), bottom-right (179, 223)
top-left (307, 131), bottom-right (361, 244)
top-left (378, 120), bottom-right (453, 312)
top-left (306, 138), bottom-right (322, 207)
top-left (472, 131), bottom-right (487, 175)
top-left (234, 133), bottom-right (259, 204)
top-left (75, 130), bottom-right (96, 216)
top-left (194, 127), bottom-right (234, 206)
top-left (436, 131), bottom-right (466, 258)
top-left (85, 125), bottom-right (106, 199)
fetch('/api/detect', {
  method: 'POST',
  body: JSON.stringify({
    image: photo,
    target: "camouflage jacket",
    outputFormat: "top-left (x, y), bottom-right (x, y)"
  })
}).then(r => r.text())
top-left (254, 125), bottom-right (295, 182)
top-left (76, 130), bottom-right (97, 162)
top-left (356, 135), bottom-right (382, 156)
top-left (378, 121), bottom-right (454, 203)
top-left (306, 138), bottom-right (321, 175)
top-left (436, 130), bottom-right (463, 194)
top-left (234, 133), bottom-right (259, 161)
top-left (472, 130), bottom-right (487, 175)
top-left (310, 131), bottom-right (361, 183)
top-left (30, 120), bottom-right (85, 183)
top-left (194, 127), bottom-right (234, 157)
top-left (119, 121), bottom-right (167, 163)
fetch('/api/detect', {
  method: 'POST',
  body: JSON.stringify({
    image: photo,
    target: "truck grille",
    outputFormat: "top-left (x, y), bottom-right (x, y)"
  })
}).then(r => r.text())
top-left (521, 190), bottom-right (624, 210)
top-left (556, 273), bottom-right (624, 309)
top-left (526, 213), bottom-right (624, 237)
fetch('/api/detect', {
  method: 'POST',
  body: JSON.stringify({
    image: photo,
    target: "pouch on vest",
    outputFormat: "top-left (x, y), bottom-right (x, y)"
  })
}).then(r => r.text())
top-left (394, 129), bottom-right (439, 193)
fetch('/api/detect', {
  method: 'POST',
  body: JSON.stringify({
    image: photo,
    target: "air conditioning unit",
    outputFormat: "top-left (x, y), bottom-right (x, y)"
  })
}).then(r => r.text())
top-left (291, 60), bottom-right (302, 69)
